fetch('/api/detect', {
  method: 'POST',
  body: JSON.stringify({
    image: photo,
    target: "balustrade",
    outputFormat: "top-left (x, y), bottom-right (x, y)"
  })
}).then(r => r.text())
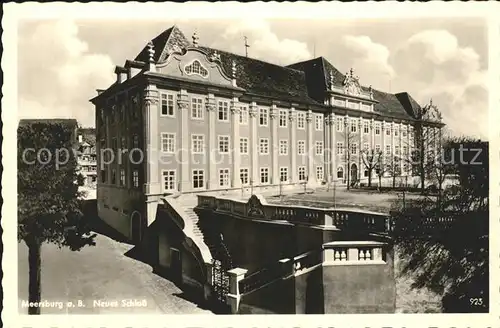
top-left (196, 195), bottom-right (390, 233)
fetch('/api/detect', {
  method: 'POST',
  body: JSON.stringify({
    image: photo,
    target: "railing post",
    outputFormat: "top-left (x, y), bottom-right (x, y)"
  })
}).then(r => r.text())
top-left (204, 261), bottom-right (213, 301)
top-left (226, 267), bottom-right (247, 314)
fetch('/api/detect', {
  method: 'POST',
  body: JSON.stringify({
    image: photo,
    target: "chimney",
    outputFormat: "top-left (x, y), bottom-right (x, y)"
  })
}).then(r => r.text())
top-left (114, 66), bottom-right (127, 83)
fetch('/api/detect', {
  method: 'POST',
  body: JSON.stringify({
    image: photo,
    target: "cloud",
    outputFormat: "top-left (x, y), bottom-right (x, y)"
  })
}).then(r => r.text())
top-left (391, 29), bottom-right (488, 139)
top-left (342, 35), bottom-right (395, 80)
top-left (18, 20), bottom-right (115, 127)
top-left (217, 19), bottom-right (311, 65)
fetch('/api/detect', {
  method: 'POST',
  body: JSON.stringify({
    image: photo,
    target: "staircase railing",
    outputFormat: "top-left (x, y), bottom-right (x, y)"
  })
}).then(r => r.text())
top-left (162, 197), bottom-right (213, 264)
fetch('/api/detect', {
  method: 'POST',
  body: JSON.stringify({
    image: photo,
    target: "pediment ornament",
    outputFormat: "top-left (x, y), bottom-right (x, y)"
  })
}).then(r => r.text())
top-left (343, 68), bottom-right (362, 96)
top-left (247, 195), bottom-right (265, 218)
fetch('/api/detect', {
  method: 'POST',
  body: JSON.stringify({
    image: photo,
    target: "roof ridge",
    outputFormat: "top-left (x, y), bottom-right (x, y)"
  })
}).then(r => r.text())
top-left (202, 45), bottom-right (308, 74)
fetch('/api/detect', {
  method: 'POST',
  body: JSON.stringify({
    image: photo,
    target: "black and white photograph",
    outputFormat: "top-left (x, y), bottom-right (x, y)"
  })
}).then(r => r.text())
top-left (2, 2), bottom-right (499, 327)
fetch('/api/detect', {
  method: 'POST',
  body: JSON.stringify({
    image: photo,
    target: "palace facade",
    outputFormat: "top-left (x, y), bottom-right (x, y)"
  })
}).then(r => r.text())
top-left (90, 25), bottom-right (443, 239)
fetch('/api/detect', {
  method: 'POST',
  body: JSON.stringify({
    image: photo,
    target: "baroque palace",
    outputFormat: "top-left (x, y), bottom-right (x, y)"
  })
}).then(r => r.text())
top-left (90, 25), bottom-right (443, 246)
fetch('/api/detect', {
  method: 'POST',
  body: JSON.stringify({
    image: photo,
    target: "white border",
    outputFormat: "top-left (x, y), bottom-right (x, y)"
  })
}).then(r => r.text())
top-left (2, 2), bottom-right (500, 328)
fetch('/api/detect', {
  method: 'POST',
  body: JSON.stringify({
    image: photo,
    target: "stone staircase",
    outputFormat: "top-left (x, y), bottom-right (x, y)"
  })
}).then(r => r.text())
top-left (174, 194), bottom-right (233, 268)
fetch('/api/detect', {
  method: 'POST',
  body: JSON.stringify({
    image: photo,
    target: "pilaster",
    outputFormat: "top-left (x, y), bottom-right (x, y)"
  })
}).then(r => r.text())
top-left (143, 84), bottom-right (161, 196)
top-left (270, 105), bottom-right (279, 185)
top-left (381, 121), bottom-right (387, 170)
top-left (330, 113), bottom-right (336, 182)
top-left (358, 117), bottom-right (363, 181)
top-left (324, 115), bottom-right (331, 181)
top-left (289, 108), bottom-right (297, 183)
top-left (206, 94), bottom-right (217, 189)
top-left (391, 122), bottom-right (395, 170)
top-left (249, 103), bottom-right (259, 187)
top-left (231, 98), bottom-right (241, 188)
top-left (178, 89), bottom-right (190, 192)
top-left (306, 110), bottom-right (316, 185)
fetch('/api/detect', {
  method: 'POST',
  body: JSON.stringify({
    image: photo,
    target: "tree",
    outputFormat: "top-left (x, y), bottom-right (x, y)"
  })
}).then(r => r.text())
top-left (412, 99), bottom-right (444, 193)
top-left (391, 138), bottom-right (488, 312)
top-left (18, 120), bottom-right (96, 314)
top-left (374, 157), bottom-right (388, 190)
top-left (360, 148), bottom-right (382, 187)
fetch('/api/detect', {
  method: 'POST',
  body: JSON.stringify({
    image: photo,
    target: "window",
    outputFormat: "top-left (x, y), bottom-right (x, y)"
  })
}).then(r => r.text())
top-left (351, 143), bottom-right (358, 155)
top-left (297, 112), bottom-right (305, 129)
top-left (279, 110), bottom-right (287, 127)
top-left (402, 130), bottom-right (407, 137)
top-left (240, 168), bottom-right (249, 185)
top-left (120, 169), bottom-right (125, 186)
top-left (259, 138), bottom-right (269, 155)
top-left (259, 108), bottom-right (269, 126)
top-left (403, 146), bottom-right (408, 155)
top-left (375, 124), bottom-right (381, 135)
top-left (184, 60), bottom-right (209, 77)
top-left (363, 143), bottom-right (369, 152)
top-left (193, 169), bottom-right (205, 189)
top-left (132, 135), bottom-right (139, 148)
top-left (298, 167), bottom-right (307, 181)
top-left (316, 141), bottom-right (324, 155)
top-left (111, 168), bottom-right (117, 184)
top-left (132, 170), bottom-right (139, 188)
top-left (161, 133), bottom-right (175, 153)
top-left (375, 144), bottom-right (381, 153)
top-left (191, 97), bottom-right (204, 119)
top-left (336, 118), bottom-right (344, 132)
top-left (385, 145), bottom-right (391, 156)
top-left (240, 106), bottom-right (248, 125)
top-left (121, 136), bottom-right (126, 150)
top-left (386, 128), bottom-right (391, 136)
top-left (280, 167), bottom-right (288, 182)
top-left (337, 166), bottom-right (344, 179)
top-left (364, 169), bottom-right (369, 177)
top-left (218, 135), bottom-right (230, 153)
top-left (395, 145), bottom-right (400, 156)
top-left (192, 135), bottom-right (204, 153)
top-left (363, 121), bottom-right (369, 134)
top-left (219, 169), bottom-right (230, 187)
top-left (337, 142), bottom-right (344, 155)
top-left (101, 169), bottom-right (107, 183)
top-left (315, 115), bottom-right (323, 131)
top-left (162, 170), bottom-right (176, 191)
top-left (260, 167), bottom-right (269, 184)
top-left (240, 138), bottom-right (248, 154)
top-left (298, 140), bottom-right (306, 155)
top-left (279, 140), bottom-right (288, 155)
top-left (316, 166), bottom-right (324, 182)
top-left (395, 128), bottom-right (399, 137)
top-left (161, 93), bottom-right (175, 116)
top-left (350, 120), bottom-right (357, 133)
top-left (218, 101), bottom-right (229, 121)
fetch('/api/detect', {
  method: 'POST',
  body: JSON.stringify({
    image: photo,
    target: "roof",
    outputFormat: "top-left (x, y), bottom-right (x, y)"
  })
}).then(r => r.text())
top-left (78, 127), bottom-right (96, 146)
top-left (288, 57), bottom-right (418, 120)
top-left (135, 25), bottom-right (191, 63)
top-left (133, 26), bottom-right (429, 120)
top-left (198, 46), bottom-right (321, 105)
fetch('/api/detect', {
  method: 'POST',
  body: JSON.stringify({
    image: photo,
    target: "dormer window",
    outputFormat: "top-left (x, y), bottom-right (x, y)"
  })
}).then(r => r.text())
top-left (184, 60), bottom-right (209, 78)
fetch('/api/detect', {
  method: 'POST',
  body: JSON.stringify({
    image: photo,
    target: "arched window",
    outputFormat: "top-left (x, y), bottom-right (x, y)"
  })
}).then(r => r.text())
top-left (337, 166), bottom-right (344, 179)
top-left (184, 60), bottom-right (209, 78)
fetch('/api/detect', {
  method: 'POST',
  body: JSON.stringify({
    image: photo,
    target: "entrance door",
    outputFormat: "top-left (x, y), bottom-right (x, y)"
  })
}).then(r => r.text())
top-left (350, 163), bottom-right (358, 185)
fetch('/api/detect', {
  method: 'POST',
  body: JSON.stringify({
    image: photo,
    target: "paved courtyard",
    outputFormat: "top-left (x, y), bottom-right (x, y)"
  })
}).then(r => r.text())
top-left (18, 233), bottom-right (213, 314)
top-left (266, 187), bottom-right (424, 213)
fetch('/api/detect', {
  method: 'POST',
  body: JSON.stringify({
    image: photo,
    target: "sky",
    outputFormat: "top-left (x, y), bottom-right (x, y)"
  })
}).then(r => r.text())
top-left (17, 17), bottom-right (488, 139)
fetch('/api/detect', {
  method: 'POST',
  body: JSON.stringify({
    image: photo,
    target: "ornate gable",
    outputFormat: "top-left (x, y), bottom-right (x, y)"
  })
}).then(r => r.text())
top-left (156, 47), bottom-right (234, 87)
top-left (247, 194), bottom-right (265, 219)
